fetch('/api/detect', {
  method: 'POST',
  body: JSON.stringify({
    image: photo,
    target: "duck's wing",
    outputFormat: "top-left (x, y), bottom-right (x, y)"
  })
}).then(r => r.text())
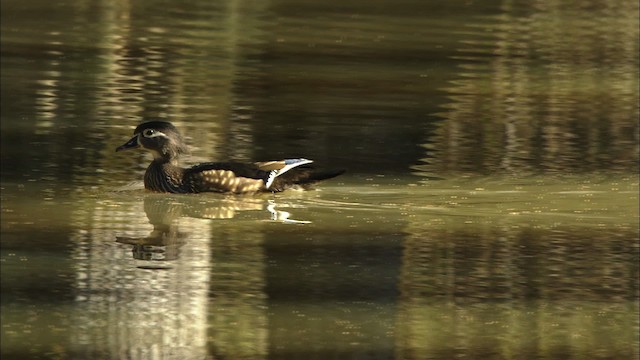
top-left (255, 158), bottom-right (314, 188)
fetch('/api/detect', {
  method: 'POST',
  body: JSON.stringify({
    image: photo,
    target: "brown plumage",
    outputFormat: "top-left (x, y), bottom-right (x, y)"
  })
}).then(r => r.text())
top-left (116, 121), bottom-right (344, 194)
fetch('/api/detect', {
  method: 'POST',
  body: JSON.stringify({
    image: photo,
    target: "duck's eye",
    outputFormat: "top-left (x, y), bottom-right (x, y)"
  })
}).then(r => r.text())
top-left (142, 129), bottom-right (155, 137)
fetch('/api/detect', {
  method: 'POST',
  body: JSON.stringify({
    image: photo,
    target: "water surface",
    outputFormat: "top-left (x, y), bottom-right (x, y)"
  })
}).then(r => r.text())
top-left (1, 0), bottom-right (638, 359)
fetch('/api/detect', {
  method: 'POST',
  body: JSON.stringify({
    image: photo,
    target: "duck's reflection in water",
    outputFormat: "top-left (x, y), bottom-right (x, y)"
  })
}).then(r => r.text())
top-left (86, 194), bottom-right (278, 359)
top-left (116, 195), bottom-right (309, 262)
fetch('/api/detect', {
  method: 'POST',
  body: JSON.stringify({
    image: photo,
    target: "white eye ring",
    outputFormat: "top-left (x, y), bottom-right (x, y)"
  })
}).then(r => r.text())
top-left (142, 129), bottom-right (167, 138)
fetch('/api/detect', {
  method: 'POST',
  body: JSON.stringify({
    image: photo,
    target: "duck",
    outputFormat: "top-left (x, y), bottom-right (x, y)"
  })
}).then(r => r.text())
top-left (116, 121), bottom-right (344, 194)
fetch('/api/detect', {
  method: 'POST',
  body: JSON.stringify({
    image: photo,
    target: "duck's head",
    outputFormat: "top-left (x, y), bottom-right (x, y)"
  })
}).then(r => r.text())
top-left (116, 121), bottom-right (188, 162)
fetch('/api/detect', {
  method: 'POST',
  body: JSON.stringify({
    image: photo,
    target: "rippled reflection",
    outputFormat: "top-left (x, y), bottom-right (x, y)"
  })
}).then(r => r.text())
top-left (114, 195), bottom-right (309, 262)
top-left (69, 196), bottom-right (209, 359)
top-left (2, 0), bottom-right (637, 184)
top-left (1, 177), bottom-right (637, 358)
top-left (397, 221), bottom-right (638, 359)
top-left (413, 0), bottom-right (639, 178)
top-left (66, 193), bottom-right (294, 359)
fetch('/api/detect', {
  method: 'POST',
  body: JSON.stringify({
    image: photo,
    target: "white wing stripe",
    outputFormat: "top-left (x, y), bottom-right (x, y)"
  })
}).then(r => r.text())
top-left (264, 158), bottom-right (313, 189)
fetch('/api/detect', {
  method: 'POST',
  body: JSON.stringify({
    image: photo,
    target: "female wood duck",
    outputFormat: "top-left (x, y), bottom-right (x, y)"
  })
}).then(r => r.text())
top-left (116, 121), bottom-right (344, 194)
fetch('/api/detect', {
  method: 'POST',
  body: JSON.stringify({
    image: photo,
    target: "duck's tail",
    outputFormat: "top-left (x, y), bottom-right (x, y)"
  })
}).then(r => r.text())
top-left (269, 168), bottom-right (346, 192)
top-left (255, 158), bottom-right (344, 192)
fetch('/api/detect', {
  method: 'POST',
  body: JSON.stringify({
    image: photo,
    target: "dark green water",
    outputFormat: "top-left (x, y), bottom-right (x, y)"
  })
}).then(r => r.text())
top-left (1, 0), bottom-right (638, 359)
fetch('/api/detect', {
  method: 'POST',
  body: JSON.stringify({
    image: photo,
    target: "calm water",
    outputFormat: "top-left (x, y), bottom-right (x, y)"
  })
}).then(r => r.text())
top-left (1, 0), bottom-right (639, 359)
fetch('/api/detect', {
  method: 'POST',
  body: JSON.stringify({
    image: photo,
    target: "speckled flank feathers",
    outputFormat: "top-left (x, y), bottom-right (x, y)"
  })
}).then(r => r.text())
top-left (186, 169), bottom-right (263, 193)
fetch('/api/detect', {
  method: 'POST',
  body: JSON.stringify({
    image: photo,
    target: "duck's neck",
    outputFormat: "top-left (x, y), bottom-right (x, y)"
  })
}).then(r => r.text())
top-left (144, 159), bottom-right (186, 193)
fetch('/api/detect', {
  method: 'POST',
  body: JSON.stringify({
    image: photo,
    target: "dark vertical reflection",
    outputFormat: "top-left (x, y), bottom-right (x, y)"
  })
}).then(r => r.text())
top-left (0, 224), bottom-right (76, 359)
top-left (264, 221), bottom-right (403, 359)
top-left (228, 0), bottom-right (476, 174)
top-left (206, 219), bottom-right (268, 359)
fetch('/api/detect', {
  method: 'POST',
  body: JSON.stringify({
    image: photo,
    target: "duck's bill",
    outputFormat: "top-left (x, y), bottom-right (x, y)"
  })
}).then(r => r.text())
top-left (116, 135), bottom-right (139, 152)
